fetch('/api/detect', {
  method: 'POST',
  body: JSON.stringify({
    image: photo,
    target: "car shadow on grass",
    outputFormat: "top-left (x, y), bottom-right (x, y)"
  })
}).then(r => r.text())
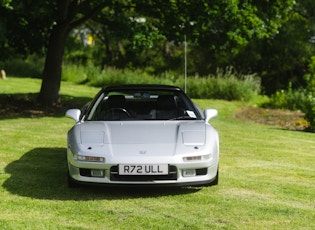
top-left (3, 147), bottom-right (201, 200)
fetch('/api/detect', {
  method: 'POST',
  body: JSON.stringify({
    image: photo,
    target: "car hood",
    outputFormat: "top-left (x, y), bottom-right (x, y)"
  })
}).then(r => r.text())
top-left (71, 121), bottom-right (208, 158)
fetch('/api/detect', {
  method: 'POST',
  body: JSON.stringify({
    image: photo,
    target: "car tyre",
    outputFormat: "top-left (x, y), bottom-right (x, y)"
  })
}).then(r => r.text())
top-left (208, 168), bottom-right (219, 186)
top-left (68, 172), bottom-right (79, 188)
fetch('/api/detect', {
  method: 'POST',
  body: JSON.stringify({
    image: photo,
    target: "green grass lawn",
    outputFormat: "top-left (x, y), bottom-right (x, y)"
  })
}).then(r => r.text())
top-left (0, 77), bottom-right (314, 229)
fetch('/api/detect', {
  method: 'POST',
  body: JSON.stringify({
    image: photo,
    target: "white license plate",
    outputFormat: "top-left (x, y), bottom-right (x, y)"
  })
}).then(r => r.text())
top-left (118, 164), bottom-right (168, 175)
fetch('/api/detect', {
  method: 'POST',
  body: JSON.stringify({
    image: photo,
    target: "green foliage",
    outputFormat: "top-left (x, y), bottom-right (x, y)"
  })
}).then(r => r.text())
top-left (264, 55), bottom-right (315, 131)
top-left (303, 56), bottom-right (315, 92)
top-left (0, 1), bottom-right (56, 57)
top-left (1, 0), bottom-right (310, 104)
top-left (0, 0), bottom-right (12, 8)
top-left (0, 55), bottom-right (44, 78)
top-left (62, 64), bottom-right (260, 102)
top-left (0, 0), bottom-right (309, 109)
top-left (185, 67), bottom-right (261, 101)
top-left (263, 87), bottom-right (315, 131)
top-left (233, 5), bottom-right (314, 95)
top-left (64, 65), bottom-right (176, 86)
top-left (62, 64), bottom-right (87, 83)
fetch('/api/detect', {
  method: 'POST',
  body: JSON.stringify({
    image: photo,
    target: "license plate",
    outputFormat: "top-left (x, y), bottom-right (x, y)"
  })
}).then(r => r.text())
top-left (118, 164), bottom-right (168, 175)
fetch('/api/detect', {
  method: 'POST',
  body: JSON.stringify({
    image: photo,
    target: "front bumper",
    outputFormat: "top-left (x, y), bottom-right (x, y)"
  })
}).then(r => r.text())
top-left (68, 162), bottom-right (218, 187)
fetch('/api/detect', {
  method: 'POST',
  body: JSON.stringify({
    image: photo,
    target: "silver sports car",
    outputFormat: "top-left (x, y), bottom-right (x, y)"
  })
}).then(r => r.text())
top-left (66, 85), bottom-right (219, 187)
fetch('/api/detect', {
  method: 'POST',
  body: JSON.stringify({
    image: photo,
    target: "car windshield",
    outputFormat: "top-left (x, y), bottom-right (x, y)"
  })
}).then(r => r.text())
top-left (86, 89), bottom-right (201, 121)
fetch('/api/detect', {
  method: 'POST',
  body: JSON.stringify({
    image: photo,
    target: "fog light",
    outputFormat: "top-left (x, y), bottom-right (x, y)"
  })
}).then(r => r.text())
top-left (182, 169), bottom-right (196, 177)
top-left (91, 169), bottom-right (105, 177)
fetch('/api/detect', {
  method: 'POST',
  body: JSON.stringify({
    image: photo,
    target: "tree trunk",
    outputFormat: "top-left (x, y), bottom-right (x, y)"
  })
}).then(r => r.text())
top-left (37, 1), bottom-right (109, 106)
top-left (38, 23), bottom-right (69, 106)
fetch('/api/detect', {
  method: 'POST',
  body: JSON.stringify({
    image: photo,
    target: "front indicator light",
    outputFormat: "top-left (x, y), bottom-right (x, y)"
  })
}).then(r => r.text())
top-left (183, 154), bottom-right (210, 162)
top-left (75, 154), bottom-right (105, 162)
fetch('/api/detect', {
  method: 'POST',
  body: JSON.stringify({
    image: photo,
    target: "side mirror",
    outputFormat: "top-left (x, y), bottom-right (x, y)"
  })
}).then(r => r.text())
top-left (204, 109), bottom-right (218, 123)
top-left (66, 109), bottom-right (81, 122)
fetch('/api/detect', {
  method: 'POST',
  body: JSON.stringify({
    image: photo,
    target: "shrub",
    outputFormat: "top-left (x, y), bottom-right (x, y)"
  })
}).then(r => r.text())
top-left (184, 68), bottom-right (261, 101)
top-left (263, 87), bottom-right (315, 131)
top-left (62, 63), bottom-right (261, 102)
top-left (263, 55), bottom-right (315, 131)
top-left (62, 64), bottom-right (87, 83)
top-left (1, 56), bottom-right (260, 101)
top-left (0, 55), bottom-right (44, 78)
top-left (303, 56), bottom-right (315, 93)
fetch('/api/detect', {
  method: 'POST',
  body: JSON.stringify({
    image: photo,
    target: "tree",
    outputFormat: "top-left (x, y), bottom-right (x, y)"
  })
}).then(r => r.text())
top-left (1, 0), bottom-right (297, 105)
top-left (230, 0), bottom-right (315, 94)
top-left (130, 0), bottom-right (296, 75)
top-left (0, 1), bottom-right (52, 60)
top-left (38, 1), bottom-right (112, 106)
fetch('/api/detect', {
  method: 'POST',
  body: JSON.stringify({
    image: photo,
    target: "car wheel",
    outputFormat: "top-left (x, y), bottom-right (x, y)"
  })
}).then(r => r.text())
top-left (208, 168), bottom-right (219, 186)
top-left (68, 172), bottom-right (79, 188)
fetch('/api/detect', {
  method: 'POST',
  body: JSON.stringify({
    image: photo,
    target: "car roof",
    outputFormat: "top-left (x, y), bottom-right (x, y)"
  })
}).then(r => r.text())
top-left (102, 84), bottom-right (183, 92)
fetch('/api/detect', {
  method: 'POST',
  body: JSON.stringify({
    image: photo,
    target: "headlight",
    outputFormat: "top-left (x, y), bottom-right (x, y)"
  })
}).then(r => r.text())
top-left (183, 154), bottom-right (210, 162)
top-left (75, 154), bottom-right (105, 162)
